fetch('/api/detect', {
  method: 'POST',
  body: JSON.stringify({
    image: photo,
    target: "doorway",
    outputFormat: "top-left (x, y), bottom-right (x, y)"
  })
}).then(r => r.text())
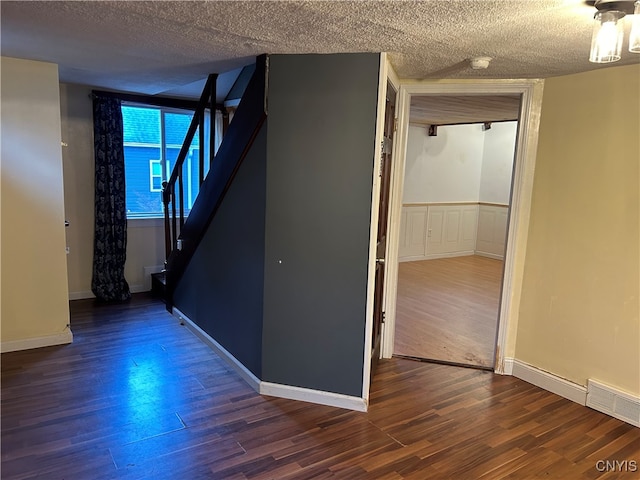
top-left (379, 80), bottom-right (544, 376)
top-left (393, 99), bottom-right (520, 369)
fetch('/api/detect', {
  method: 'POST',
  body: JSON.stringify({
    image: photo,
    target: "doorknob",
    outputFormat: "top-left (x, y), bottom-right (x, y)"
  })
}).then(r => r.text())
top-left (376, 258), bottom-right (385, 264)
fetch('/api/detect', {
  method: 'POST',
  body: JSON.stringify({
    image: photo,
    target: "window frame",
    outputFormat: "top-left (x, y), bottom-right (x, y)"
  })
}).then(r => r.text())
top-left (121, 102), bottom-right (198, 219)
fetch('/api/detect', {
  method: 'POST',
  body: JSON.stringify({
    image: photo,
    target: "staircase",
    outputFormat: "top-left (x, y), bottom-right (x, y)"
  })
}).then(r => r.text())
top-left (161, 54), bottom-right (268, 311)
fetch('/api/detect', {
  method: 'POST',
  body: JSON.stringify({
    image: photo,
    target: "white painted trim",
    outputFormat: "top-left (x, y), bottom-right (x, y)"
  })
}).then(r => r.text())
top-left (474, 251), bottom-right (505, 260)
top-left (587, 379), bottom-right (640, 428)
top-left (399, 251), bottom-right (475, 263)
top-left (494, 81), bottom-right (545, 374)
top-left (502, 357), bottom-right (514, 375)
top-left (379, 75), bottom-right (411, 363)
top-left (1, 330), bottom-right (73, 353)
top-left (511, 359), bottom-right (587, 405)
top-left (260, 382), bottom-right (368, 412)
top-left (381, 79), bottom-right (545, 376)
top-left (173, 307), bottom-right (368, 412)
top-left (361, 53), bottom-right (389, 403)
top-left (69, 290), bottom-right (95, 300)
top-left (172, 307), bottom-right (261, 392)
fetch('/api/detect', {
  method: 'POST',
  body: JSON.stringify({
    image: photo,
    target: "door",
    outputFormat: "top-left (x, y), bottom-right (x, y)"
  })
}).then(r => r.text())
top-left (371, 80), bottom-right (396, 378)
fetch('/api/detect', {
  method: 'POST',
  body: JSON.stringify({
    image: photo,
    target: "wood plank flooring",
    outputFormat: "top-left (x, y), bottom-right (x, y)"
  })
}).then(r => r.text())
top-left (394, 255), bottom-right (504, 368)
top-left (2, 294), bottom-right (639, 479)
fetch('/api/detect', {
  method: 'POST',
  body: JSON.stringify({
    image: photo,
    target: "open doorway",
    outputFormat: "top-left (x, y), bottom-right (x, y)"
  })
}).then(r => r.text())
top-left (383, 80), bottom-right (542, 373)
top-left (392, 95), bottom-right (520, 369)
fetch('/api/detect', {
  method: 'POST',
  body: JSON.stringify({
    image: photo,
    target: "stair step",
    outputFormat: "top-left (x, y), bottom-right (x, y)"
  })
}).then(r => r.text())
top-left (151, 272), bottom-right (166, 301)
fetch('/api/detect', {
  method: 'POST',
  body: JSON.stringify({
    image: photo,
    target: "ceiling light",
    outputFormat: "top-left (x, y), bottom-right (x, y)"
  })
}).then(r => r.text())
top-left (589, 0), bottom-right (640, 63)
top-left (470, 57), bottom-right (492, 69)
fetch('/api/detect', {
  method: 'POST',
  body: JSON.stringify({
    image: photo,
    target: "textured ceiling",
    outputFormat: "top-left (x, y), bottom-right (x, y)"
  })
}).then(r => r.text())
top-left (1, 0), bottom-right (639, 99)
top-left (410, 95), bottom-right (521, 125)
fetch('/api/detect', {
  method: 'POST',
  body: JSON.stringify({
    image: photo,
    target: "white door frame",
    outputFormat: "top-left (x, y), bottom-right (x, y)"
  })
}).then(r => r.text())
top-left (380, 79), bottom-right (545, 374)
top-left (361, 54), bottom-right (402, 406)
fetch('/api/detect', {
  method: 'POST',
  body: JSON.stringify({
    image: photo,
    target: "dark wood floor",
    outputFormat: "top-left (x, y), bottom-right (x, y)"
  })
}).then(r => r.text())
top-left (2, 294), bottom-right (638, 479)
top-left (395, 256), bottom-right (504, 368)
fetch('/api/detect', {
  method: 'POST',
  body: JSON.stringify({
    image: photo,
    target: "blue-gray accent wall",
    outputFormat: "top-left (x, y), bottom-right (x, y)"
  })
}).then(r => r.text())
top-left (262, 54), bottom-right (380, 397)
top-left (173, 125), bottom-right (267, 377)
top-left (172, 52), bottom-right (381, 398)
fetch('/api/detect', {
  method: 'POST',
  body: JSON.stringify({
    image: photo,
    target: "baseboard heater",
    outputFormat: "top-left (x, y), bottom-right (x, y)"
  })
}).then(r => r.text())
top-left (586, 379), bottom-right (640, 428)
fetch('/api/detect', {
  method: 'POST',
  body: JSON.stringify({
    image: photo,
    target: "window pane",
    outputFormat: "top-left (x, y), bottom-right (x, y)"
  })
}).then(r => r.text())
top-left (151, 161), bottom-right (162, 176)
top-left (122, 105), bottom-right (197, 218)
top-left (124, 146), bottom-right (163, 216)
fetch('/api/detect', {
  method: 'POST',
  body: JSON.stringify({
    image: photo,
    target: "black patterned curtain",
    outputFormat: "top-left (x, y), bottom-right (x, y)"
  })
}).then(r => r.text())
top-left (91, 96), bottom-right (131, 302)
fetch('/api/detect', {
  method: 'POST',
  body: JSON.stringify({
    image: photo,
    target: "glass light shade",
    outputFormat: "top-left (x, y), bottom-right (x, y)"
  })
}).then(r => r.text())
top-left (629, 1), bottom-right (640, 53)
top-left (589, 10), bottom-right (625, 63)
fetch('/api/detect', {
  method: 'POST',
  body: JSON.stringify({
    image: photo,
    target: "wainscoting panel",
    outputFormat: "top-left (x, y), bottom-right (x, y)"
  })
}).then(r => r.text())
top-left (398, 203), bottom-right (507, 261)
top-left (398, 203), bottom-right (479, 261)
top-left (476, 204), bottom-right (509, 259)
top-left (398, 207), bottom-right (428, 259)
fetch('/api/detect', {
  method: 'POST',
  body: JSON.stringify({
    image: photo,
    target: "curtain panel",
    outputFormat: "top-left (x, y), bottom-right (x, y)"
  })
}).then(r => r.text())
top-left (91, 96), bottom-right (131, 302)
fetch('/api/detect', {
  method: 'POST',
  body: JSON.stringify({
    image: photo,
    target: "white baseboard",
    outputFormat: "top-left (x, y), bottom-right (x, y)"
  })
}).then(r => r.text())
top-left (172, 307), bottom-right (261, 392)
top-left (474, 251), bottom-right (505, 260)
top-left (500, 357), bottom-right (514, 375)
top-left (69, 290), bottom-right (94, 300)
top-left (511, 359), bottom-right (587, 405)
top-left (260, 382), bottom-right (367, 412)
top-left (587, 379), bottom-right (640, 428)
top-left (1, 330), bottom-right (73, 353)
top-left (172, 307), bottom-right (367, 412)
top-left (399, 251), bottom-right (474, 262)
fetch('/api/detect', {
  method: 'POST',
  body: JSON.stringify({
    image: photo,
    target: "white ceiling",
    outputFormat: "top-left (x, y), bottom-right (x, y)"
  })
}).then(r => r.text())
top-left (2, 0), bottom-right (639, 101)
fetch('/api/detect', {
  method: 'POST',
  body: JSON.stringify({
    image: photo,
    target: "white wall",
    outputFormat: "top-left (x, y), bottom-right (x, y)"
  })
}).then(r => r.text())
top-left (403, 121), bottom-right (517, 205)
top-left (398, 120), bottom-right (517, 262)
top-left (479, 122), bottom-right (518, 204)
top-left (403, 124), bottom-right (484, 203)
top-left (1, 57), bottom-right (72, 351)
top-left (60, 83), bottom-right (166, 299)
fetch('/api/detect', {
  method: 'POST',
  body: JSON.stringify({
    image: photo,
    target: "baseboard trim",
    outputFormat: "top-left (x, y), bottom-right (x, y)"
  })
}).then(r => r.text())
top-left (399, 251), bottom-right (474, 263)
top-left (172, 307), bottom-right (367, 412)
top-left (1, 330), bottom-right (73, 353)
top-left (587, 379), bottom-right (640, 428)
top-left (474, 251), bottom-right (505, 260)
top-left (260, 382), bottom-right (368, 412)
top-left (172, 307), bottom-right (261, 392)
top-left (501, 357), bottom-right (514, 375)
top-left (69, 290), bottom-right (94, 300)
top-left (511, 359), bottom-right (587, 405)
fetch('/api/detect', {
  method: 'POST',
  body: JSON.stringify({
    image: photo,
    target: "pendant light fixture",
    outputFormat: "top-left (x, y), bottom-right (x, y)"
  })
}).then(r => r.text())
top-left (589, 0), bottom-right (640, 63)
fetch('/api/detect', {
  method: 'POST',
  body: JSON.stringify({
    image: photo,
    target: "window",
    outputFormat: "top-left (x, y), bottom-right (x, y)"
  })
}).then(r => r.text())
top-left (121, 104), bottom-right (202, 218)
top-left (149, 159), bottom-right (163, 192)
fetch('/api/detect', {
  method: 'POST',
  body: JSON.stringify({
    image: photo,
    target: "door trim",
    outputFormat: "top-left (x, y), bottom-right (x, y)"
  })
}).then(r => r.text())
top-left (361, 54), bottom-right (400, 405)
top-left (380, 79), bottom-right (545, 375)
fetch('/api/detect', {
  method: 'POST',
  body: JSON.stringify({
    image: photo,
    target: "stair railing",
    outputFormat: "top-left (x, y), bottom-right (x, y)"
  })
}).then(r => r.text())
top-left (161, 55), bottom-right (268, 310)
top-left (162, 73), bottom-right (218, 263)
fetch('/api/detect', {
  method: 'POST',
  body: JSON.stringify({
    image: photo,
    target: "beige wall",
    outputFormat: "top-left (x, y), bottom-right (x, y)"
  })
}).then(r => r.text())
top-left (516, 64), bottom-right (640, 395)
top-left (1, 57), bottom-right (71, 349)
top-left (60, 83), bottom-right (166, 298)
top-left (60, 83), bottom-right (95, 296)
